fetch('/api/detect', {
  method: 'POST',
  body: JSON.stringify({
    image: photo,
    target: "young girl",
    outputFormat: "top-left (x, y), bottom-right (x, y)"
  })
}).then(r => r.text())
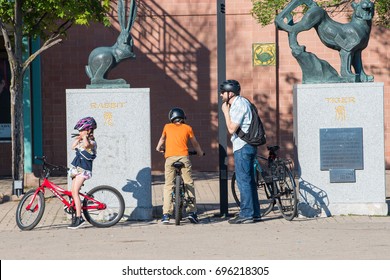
top-left (68, 117), bottom-right (97, 229)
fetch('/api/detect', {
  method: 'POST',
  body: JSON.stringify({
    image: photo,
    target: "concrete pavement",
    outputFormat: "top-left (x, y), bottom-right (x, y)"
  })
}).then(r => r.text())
top-left (1, 172), bottom-right (390, 259)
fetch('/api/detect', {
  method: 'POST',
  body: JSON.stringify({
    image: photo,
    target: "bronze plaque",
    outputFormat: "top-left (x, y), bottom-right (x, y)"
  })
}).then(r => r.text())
top-left (329, 169), bottom-right (356, 183)
top-left (320, 128), bottom-right (363, 170)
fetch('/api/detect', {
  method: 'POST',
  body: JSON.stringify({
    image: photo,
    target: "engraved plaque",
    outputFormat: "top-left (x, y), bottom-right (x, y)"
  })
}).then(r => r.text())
top-left (329, 169), bottom-right (356, 183)
top-left (320, 128), bottom-right (363, 170)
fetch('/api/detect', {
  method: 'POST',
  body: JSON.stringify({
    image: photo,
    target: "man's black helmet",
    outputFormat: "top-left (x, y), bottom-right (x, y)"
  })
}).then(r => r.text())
top-left (169, 108), bottom-right (186, 123)
top-left (219, 79), bottom-right (241, 95)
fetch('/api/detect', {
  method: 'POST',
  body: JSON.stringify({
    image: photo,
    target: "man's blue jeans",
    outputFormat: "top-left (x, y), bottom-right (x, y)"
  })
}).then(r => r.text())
top-left (234, 144), bottom-right (260, 218)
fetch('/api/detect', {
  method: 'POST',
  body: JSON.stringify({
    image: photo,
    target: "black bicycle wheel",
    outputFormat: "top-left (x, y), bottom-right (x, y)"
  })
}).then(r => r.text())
top-left (16, 190), bottom-right (45, 230)
top-left (174, 176), bottom-right (182, 225)
top-left (259, 181), bottom-right (276, 217)
top-left (231, 172), bottom-right (240, 207)
top-left (275, 164), bottom-right (298, 221)
top-left (83, 185), bottom-right (125, 228)
top-left (231, 170), bottom-right (275, 217)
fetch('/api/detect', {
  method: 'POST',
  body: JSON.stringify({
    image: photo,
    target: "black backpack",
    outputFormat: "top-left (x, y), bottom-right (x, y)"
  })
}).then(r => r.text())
top-left (236, 99), bottom-right (266, 146)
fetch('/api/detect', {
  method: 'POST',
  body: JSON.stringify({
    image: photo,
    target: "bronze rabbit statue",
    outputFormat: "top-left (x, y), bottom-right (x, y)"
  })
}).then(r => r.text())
top-left (86, 0), bottom-right (137, 86)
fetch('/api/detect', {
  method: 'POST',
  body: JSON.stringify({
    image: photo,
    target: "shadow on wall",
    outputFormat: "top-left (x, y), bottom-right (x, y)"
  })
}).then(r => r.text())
top-left (252, 91), bottom-right (295, 160)
top-left (298, 179), bottom-right (330, 218)
top-left (130, 1), bottom-right (213, 171)
top-left (122, 167), bottom-right (152, 220)
top-left (293, 141), bottom-right (330, 217)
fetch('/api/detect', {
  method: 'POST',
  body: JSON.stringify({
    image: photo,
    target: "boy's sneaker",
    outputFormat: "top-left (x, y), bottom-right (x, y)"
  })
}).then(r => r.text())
top-left (161, 214), bottom-right (170, 224)
top-left (187, 212), bottom-right (199, 224)
top-left (253, 216), bottom-right (262, 223)
top-left (68, 217), bottom-right (85, 229)
top-left (228, 216), bottom-right (254, 224)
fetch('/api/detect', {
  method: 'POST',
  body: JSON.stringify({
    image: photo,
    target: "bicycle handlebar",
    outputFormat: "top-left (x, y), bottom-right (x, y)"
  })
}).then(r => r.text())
top-left (157, 149), bottom-right (205, 156)
top-left (34, 156), bottom-right (68, 172)
top-left (188, 151), bottom-right (206, 156)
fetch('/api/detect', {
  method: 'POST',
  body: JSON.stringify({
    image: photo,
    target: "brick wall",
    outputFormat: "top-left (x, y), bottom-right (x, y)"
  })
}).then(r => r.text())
top-left (1, 0), bottom-right (389, 175)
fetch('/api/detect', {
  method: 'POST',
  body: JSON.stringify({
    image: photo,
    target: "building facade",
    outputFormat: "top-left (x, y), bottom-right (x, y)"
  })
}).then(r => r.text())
top-left (0, 0), bottom-right (389, 176)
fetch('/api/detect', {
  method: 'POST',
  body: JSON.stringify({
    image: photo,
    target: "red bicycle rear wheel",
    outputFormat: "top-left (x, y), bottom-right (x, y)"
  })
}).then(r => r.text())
top-left (83, 185), bottom-right (125, 227)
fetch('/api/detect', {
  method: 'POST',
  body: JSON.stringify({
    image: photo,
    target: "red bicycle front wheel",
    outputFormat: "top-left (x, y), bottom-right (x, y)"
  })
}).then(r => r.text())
top-left (16, 190), bottom-right (46, 230)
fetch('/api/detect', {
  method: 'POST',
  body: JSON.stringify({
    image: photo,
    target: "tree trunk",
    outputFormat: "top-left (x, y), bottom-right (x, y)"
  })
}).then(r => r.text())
top-left (10, 72), bottom-right (24, 181)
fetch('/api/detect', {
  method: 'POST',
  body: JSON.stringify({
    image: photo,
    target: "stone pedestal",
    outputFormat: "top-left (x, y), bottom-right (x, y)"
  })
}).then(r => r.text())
top-left (294, 83), bottom-right (387, 217)
top-left (66, 88), bottom-right (152, 220)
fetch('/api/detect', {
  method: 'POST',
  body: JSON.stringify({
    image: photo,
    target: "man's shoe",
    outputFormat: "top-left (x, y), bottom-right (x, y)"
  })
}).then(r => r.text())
top-left (161, 214), bottom-right (170, 224)
top-left (228, 216), bottom-right (254, 224)
top-left (187, 212), bottom-right (199, 224)
top-left (253, 216), bottom-right (262, 223)
top-left (68, 217), bottom-right (85, 229)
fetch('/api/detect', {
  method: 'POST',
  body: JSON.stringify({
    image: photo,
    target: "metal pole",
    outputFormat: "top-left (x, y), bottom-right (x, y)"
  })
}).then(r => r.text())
top-left (217, 0), bottom-right (228, 217)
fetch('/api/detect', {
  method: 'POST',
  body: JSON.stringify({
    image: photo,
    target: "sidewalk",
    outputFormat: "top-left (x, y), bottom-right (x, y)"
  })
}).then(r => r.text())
top-left (1, 172), bottom-right (390, 259)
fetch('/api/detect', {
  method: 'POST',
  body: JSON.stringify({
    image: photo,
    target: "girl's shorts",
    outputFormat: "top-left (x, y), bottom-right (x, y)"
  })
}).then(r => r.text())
top-left (68, 166), bottom-right (92, 180)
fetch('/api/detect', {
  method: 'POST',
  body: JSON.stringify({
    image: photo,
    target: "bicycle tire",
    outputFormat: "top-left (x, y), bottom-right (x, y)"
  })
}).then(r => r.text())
top-left (231, 170), bottom-right (274, 217)
top-left (16, 190), bottom-right (45, 231)
top-left (231, 172), bottom-right (240, 206)
top-left (259, 181), bottom-right (276, 217)
top-left (174, 175), bottom-right (182, 225)
top-left (275, 164), bottom-right (298, 221)
top-left (83, 185), bottom-right (125, 228)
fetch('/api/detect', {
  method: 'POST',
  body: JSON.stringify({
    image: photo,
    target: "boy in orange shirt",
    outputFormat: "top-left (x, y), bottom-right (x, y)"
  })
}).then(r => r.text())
top-left (156, 108), bottom-right (204, 224)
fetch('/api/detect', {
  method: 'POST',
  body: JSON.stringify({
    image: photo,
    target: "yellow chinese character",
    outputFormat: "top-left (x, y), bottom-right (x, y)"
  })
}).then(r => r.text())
top-left (104, 112), bottom-right (114, 126)
top-left (335, 106), bottom-right (346, 121)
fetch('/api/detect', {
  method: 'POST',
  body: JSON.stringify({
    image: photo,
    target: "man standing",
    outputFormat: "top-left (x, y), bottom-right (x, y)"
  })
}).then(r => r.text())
top-left (220, 79), bottom-right (260, 224)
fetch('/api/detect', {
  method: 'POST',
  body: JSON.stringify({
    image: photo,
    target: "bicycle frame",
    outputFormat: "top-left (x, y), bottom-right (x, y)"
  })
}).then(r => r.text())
top-left (17, 156), bottom-right (125, 230)
top-left (25, 178), bottom-right (107, 213)
top-left (172, 177), bottom-right (192, 208)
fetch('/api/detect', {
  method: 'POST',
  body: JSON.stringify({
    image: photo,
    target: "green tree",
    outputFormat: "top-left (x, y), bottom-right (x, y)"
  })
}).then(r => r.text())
top-left (251, 0), bottom-right (389, 28)
top-left (0, 0), bottom-right (111, 183)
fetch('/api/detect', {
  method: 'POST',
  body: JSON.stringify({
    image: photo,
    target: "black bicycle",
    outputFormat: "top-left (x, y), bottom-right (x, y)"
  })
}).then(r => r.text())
top-left (172, 151), bottom-right (204, 225)
top-left (231, 145), bottom-right (298, 221)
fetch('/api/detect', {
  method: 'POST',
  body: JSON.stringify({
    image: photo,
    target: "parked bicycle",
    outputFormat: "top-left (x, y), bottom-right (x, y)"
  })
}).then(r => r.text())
top-left (172, 151), bottom-right (205, 225)
top-left (16, 156), bottom-right (125, 230)
top-left (231, 145), bottom-right (298, 221)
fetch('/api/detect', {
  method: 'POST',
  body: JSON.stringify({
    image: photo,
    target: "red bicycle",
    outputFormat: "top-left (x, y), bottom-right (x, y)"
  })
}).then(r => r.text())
top-left (16, 156), bottom-right (125, 230)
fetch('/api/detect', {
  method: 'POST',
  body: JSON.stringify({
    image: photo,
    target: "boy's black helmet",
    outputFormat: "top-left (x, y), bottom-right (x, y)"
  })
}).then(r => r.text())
top-left (219, 79), bottom-right (241, 95)
top-left (169, 108), bottom-right (186, 122)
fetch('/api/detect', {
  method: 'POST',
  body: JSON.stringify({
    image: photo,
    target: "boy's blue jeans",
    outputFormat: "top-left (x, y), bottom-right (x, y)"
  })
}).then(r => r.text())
top-left (234, 144), bottom-right (260, 218)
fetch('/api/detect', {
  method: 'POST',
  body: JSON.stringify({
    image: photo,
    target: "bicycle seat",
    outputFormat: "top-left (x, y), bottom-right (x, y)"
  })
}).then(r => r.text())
top-left (172, 161), bottom-right (185, 169)
top-left (267, 145), bottom-right (280, 153)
